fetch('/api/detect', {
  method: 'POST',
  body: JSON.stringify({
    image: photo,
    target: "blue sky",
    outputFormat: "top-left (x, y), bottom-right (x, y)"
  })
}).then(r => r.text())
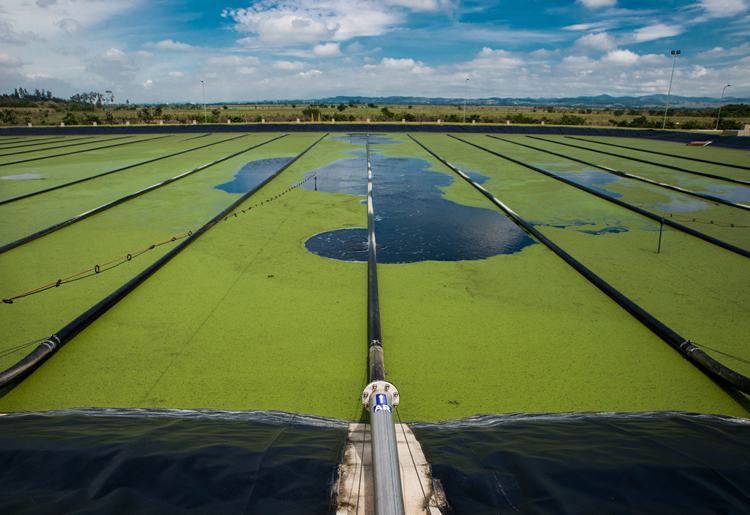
top-left (0, 0), bottom-right (748, 102)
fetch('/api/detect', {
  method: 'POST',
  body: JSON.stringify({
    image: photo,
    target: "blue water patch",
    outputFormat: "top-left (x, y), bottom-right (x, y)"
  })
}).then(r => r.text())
top-left (704, 184), bottom-right (750, 203)
top-left (305, 154), bottom-right (535, 263)
top-left (332, 133), bottom-right (402, 145)
top-left (303, 157), bottom-right (367, 196)
top-left (553, 169), bottom-right (623, 198)
top-left (465, 170), bottom-right (490, 185)
top-left (579, 226), bottom-right (629, 235)
top-left (214, 157), bottom-right (293, 194)
top-left (652, 197), bottom-right (711, 213)
top-left (534, 219), bottom-right (629, 236)
top-left (305, 228), bottom-right (369, 262)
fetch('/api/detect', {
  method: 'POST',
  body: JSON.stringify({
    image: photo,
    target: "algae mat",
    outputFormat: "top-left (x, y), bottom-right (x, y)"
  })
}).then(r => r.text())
top-left (0, 133), bottom-right (747, 422)
top-left (374, 135), bottom-right (747, 420)
top-left (0, 135), bottom-right (368, 420)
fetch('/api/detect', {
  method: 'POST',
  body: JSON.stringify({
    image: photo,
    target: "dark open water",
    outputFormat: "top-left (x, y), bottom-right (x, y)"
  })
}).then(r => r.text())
top-left (0, 409), bottom-right (747, 514)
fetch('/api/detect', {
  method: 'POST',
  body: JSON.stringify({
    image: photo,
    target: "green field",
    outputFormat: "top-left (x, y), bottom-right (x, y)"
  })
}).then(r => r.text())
top-left (0, 132), bottom-right (748, 421)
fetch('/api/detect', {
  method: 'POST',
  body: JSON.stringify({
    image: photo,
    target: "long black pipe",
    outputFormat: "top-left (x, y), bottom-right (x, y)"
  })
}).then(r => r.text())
top-left (449, 135), bottom-right (750, 259)
top-left (488, 135), bottom-right (750, 211)
top-left (409, 134), bottom-right (750, 394)
top-left (0, 134), bottom-right (288, 254)
top-left (0, 133), bottom-right (327, 388)
top-left (566, 135), bottom-right (750, 171)
top-left (0, 133), bottom-right (252, 206)
top-left (366, 139), bottom-right (385, 382)
top-left (0, 135), bottom-right (127, 157)
top-left (0, 134), bottom-right (171, 168)
top-left (0, 135), bottom-right (89, 151)
top-left (528, 136), bottom-right (750, 187)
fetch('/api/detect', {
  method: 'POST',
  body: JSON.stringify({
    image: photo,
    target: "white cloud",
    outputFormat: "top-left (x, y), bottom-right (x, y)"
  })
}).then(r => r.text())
top-left (0, 20), bottom-right (40, 44)
top-left (312, 42), bottom-right (341, 56)
top-left (223, 0), bottom-right (403, 46)
top-left (145, 39), bottom-right (195, 51)
top-left (698, 0), bottom-right (748, 18)
top-left (382, 0), bottom-right (457, 11)
top-left (530, 48), bottom-right (560, 58)
top-left (142, 79), bottom-right (154, 89)
top-left (56, 18), bottom-right (81, 34)
top-left (206, 55), bottom-right (260, 67)
top-left (632, 23), bottom-right (683, 43)
top-left (167, 71), bottom-right (185, 78)
top-left (471, 47), bottom-right (524, 68)
top-left (689, 65), bottom-right (710, 78)
top-left (298, 69), bottom-right (322, 77)
top-left (697, 42), bottom-right (750, 58)
top-left (601, 49), bottom-right (665, 66)
top-left (576, 32), bottom-right (616, 51)
top-left (103, 48), bottom-right (127, 62)
top-left (602, 49), bottom-right (640, 65)
top-left (1, 0), bottom-right (138, 39)
top-left (273, 60), bottom-right (306, 71)
top-left (380, 57), bottom-right (420, 69)
top-left (0, 53), bottom-right (24, 68)
top-left (578, 0), bottom-right (617, 8)
top-left (363, 57), bottom-right (433, 74)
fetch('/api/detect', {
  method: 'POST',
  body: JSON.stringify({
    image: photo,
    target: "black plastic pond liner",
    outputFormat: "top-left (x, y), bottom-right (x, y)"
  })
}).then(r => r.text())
top-left (0, 132), bottom-right (253, 206)
top-left (490, 135), bottom-right (750, 212)
top-left (0, 134), bottom-right (288, 255)
top-left (0, 408), bottom-right (346, 515)
top-left (0, 134), bottom-right (327, 389)
top-left (3, 124), bottom-right (750, 150)
top-left (566, 135), bottom-right (750, 171)
top-left (412, 412), bottom-right (750, 515)
top-left (0, 134), bottom-right (171, 168)
top-left (0, 135), bottom-right (93, 151)
top-left (409, 134), bottom-right (750, 395)
top-left (450, 135), bottom-right (750, 259)
top-left (0, 135), bottom-right (127, 158)
top-left (528, 136), bottom-right (750, 187)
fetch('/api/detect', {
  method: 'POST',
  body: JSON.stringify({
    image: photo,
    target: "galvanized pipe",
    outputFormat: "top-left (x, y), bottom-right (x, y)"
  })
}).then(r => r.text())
top-left (364, 138), bottom-right (405, 515)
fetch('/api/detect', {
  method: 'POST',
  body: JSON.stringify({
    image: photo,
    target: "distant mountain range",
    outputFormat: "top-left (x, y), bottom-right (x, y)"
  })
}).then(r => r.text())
top-left (236, 94), bottom-right (748, 108)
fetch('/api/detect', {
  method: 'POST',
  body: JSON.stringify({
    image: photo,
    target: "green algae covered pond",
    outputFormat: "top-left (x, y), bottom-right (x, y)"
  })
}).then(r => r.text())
top-left (0, 132), bottom-right (748, 421)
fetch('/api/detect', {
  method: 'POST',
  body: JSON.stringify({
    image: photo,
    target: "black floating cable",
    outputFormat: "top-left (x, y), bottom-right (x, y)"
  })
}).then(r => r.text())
top-left (409, 133), bottom-right (750, 395)
top-left (0, 133), bottom-right (327, 389)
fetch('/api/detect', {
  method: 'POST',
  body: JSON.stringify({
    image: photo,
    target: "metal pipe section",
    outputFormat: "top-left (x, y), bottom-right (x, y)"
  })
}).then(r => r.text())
top-left (363, 137), bottom-right (405, 515)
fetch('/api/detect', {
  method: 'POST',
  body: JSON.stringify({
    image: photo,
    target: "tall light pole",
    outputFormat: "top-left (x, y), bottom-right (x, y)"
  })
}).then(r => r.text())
top-left (662, 49), bottom-right (681, 129)
top-left (104, 90), bottom-right (113, 124)
top-left (200, 80), bottom-right (207, 123)
top-left (715, 84), bottom-right (731, 131)
top-left (463, 77), bottom-right (469, 123)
